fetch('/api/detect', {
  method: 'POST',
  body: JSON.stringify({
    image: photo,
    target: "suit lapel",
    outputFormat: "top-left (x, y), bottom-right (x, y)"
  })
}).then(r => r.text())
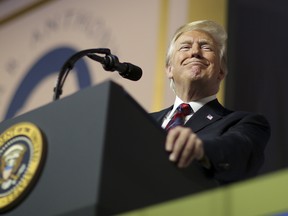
top-left (152, 106), bottom-right (173, 123)
top-left (185, 99), bottom-right (227, 132)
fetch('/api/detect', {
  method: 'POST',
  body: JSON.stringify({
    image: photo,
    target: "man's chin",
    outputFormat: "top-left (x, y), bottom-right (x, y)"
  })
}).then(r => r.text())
top-left (188, 72), bottom-right (202, 80)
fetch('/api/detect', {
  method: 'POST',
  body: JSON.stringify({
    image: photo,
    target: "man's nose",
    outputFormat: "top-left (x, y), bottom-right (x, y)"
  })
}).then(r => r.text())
top-left (191, 45), bottom-right (202, 58)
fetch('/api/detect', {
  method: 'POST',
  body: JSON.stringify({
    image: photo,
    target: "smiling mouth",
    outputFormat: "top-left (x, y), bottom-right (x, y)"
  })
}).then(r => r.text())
top-left (184, 61), bottom-right (208, 67)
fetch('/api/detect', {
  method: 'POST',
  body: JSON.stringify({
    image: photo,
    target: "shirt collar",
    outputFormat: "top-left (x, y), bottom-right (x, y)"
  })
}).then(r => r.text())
top-left (172, 94), bottom-right (217, 114)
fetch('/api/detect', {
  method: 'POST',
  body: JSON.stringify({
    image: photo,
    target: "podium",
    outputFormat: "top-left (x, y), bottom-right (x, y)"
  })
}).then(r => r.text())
top-left (0, 81), bottom-right (218, 216)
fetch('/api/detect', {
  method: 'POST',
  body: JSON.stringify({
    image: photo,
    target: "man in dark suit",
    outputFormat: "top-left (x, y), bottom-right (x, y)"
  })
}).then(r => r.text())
top-left (151, 20), bottom-right (270, 185)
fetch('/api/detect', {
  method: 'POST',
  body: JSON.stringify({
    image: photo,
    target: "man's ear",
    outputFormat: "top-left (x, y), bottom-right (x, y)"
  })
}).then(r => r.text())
top-left (166, 65), bottom-right (173, 79)
top-left (218, 68), bottom-right (225, 81)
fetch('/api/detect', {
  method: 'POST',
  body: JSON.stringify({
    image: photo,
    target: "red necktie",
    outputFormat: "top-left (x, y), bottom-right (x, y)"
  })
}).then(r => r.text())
top-left (165, 103), bottom-right (193, 131)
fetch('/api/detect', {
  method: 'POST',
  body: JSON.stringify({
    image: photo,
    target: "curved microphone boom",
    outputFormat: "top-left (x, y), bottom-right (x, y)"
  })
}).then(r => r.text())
top-left (53, 48), bottom-right (142, 101)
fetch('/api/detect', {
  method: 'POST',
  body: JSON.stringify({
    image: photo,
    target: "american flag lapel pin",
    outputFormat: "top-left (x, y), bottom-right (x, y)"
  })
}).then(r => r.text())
top-left (206, 114), bottom-right (213, 120)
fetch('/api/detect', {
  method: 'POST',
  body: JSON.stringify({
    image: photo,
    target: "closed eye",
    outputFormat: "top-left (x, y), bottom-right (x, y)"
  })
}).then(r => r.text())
top-left (179, 45), bottom-right (191, 51)
top-left (201, 45), bottom-right (212, 50)
top-left (199, 41), bottom-right (214, 51)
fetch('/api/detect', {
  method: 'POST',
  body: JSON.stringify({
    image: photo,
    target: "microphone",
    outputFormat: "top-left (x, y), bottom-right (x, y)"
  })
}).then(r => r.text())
top-left (53, 48), bottom-right (142, 101)
top-left (89, 53), bottom-right (142, 81)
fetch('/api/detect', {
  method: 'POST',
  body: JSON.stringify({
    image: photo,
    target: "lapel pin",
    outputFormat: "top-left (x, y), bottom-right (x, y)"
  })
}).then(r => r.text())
top-left (206, 114), bottom-right (213, 120)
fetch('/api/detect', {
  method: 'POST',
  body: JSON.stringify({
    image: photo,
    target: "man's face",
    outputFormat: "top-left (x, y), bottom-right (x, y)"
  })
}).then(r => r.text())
top-left (167, 30), bottom-right (224, 95)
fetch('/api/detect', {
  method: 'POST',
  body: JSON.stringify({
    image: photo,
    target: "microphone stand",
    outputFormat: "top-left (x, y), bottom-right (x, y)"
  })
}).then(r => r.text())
top-left (53, 48), bottom-right (142, 101)
top-left (53, 48), bottom-right (111, 101)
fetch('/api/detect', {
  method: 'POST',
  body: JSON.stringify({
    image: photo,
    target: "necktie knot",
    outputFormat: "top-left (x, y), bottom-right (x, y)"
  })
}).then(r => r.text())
top-left (177, 103), bottom-right (192, 116)
top-left (165, 103), bottom-right (193, 130)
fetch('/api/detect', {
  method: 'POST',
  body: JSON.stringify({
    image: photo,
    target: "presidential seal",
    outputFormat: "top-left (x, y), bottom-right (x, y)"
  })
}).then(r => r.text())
top-left (0, 122), bottom-right (45, 212)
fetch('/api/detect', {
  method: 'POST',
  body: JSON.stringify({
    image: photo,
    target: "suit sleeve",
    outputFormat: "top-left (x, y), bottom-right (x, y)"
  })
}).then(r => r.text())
top-left (202, 113), bottom-right (270, 184)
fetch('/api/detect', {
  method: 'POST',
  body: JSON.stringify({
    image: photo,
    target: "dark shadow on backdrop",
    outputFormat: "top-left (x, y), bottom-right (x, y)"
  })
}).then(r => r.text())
top-left (226, 0), bottom-right (288, 175)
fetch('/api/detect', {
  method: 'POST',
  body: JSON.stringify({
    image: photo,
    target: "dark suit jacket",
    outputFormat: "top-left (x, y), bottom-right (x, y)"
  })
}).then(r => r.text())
top-left (150, 99), bottom-right (270, 184)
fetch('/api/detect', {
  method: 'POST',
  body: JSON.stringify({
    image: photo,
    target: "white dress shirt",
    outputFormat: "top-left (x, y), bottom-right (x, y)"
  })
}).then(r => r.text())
top-left (161, 95), bottom-right (217, 129)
